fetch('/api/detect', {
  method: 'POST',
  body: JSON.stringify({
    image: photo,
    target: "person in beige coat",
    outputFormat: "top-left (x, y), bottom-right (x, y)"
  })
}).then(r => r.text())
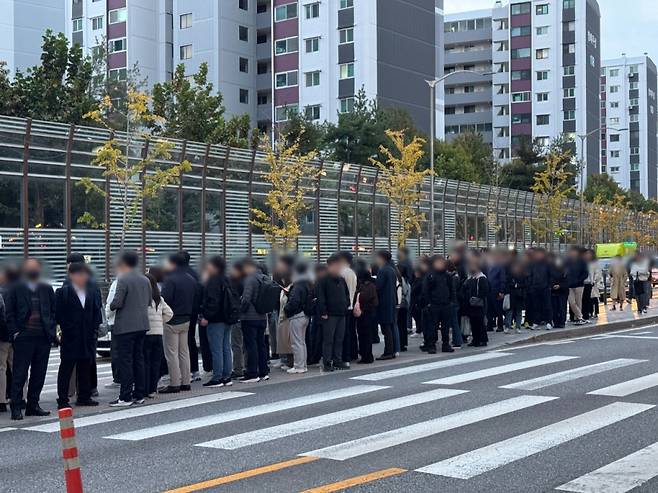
top-left (609, 256), bottom-right (628, 311)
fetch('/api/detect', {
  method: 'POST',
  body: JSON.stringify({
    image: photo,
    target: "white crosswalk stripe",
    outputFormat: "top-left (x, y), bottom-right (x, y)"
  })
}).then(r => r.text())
top-left (500, 359), bottom-right (646, 391)
top-left (104, 385), bottom-right (388, 441)
top-left (588, 372), bottom-right (658, 397)
top-left (196, 388), bottom-right (468, 450)
top-left (556, 442), bottom-right (658, 493)
top-left (422, 356), bottom-right (578, 386)
top-left (416, 402), bottom-right (654, 479)
top-left (350, 352), bottom-right (512, 381)
top-left (301, 395), bottom-right (557, 461)
top-left (24, 392), bottom-right (252, 433)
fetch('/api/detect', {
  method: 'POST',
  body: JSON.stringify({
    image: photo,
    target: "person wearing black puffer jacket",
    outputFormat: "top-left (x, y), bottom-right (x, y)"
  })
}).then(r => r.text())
top-left (421, 256), bottom-right (455, 354)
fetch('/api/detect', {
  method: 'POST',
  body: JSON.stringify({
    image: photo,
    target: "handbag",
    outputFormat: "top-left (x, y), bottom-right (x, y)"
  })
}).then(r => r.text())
top-left (502, 294), bottom-right (511, 311)
top-left (353, 293), bottom-right (362, 318)
top-left (461, 316), bottom-right (472, 337)
top-left (469, 277), bottom-right (485, 308)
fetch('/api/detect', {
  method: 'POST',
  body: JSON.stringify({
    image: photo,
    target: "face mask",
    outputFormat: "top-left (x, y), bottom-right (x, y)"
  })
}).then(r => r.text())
top-left (25, 270), bottom-right (40, 282)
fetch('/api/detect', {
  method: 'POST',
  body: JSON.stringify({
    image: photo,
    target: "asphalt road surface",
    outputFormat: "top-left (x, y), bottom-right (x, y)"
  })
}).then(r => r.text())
top-left (4, 326), bottom-right (658, 493)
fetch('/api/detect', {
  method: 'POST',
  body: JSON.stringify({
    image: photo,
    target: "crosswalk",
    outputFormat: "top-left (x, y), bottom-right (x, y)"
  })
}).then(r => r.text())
top-left (13, 348), bottom-right (658, 491)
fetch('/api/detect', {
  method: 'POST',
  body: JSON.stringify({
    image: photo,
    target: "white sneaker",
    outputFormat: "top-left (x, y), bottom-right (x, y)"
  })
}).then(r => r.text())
top-left (545, 323), bottom-right (552, 331)
top-left (261, 375), bottom-right (270, 381)
top-left (109, 399), bottom-right (133, 407)
top-left (503, 328), bottom-right (510, 334)
top-left (191, 372), bottom-right (202, 382)
top-left (239, 377), bottom-right (260, 383)
top-left (158, 376), bottom-right (170, 387)
top-left (280, 365), bottom-right (291, 371)
top-left (531, 324), bottom-right (540, 331)
top-left (287, 368), bottom-right (307, 374)
top-left (516, 328), bottom-right (524, 334)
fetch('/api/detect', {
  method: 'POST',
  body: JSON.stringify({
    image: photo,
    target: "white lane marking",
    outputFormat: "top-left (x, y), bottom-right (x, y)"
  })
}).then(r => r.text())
top-left (301, 395), bottom-right (557, 461)
top-left (556, 441), bottom-right (658, 493)
top-left (0, 427), bottom-right (16, 433)
top-left (197, 388), bottom-right (468, 450)
top-left (24, 392), bottom-right (253, 433)
top-left (350, 352), bottom-right (512, 381)
top-left (422, 356), bottom-right (578, 385)
top-left (588, 372), bottom-right (658, 397)
top-left (104, 385), bottom-right (389, 441)
top-left (632, 332), bottom-right (654, 335)
top-left (417, 402), bottom-right (654, 479)
top-left (500, 359), bottom-right (646, 391)
top-left (597, 335), bottom-right (658, 340)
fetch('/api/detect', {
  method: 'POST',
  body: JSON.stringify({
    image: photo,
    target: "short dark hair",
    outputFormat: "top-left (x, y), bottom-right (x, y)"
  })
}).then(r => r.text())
top-left (67, 252), bottom-right (85, 264)
top-left (398, 247), bottom-right (410, 258)
top-left (208, 255), bottom-right (226, 275)
top-left (241, 257), bottom-right (257, 269)
top-left (177, 250), bottom-right (191, 265)
top-left (338, 251), bottom-right (353, 265)
top-left (119, 250), bottom-right (139, 269)
top-left (168, 253), bottom-right (188, 268)
top-left (376, 250), bottom-right (392, 263)
top-left (327, 253), bottom-right (342, 265)
top-left (68, 262), bottom-right (90, 276)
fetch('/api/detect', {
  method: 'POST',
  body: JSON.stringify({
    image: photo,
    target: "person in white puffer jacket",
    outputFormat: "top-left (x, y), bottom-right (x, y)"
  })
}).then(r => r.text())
top-left (144, 273), bottom-right (173, 397)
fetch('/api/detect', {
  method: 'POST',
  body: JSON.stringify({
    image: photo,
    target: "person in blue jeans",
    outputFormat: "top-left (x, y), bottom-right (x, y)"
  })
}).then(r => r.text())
top-left (199, 256), bottom-right (234, 388)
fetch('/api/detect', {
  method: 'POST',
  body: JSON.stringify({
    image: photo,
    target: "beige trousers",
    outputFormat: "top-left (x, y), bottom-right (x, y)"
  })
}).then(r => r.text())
top-left (0, 342), bottom-right (12, 404)
top-left (568, 287), bottom-right (584, 320)
top-left (163, 322), bottom-right (191, 387)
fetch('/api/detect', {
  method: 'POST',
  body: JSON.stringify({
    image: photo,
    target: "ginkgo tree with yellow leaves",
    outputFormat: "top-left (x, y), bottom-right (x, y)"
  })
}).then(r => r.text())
top-left (250, 134), bottom-right (319, 252)
top-left (371, 129), bottom-right (432, 249)
top-left (79, 90), bottom-right (191, 249)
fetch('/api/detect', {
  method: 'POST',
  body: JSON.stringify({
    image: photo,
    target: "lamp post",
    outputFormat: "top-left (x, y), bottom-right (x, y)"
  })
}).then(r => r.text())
top-left (577, 126), bottom-right (628, 245)
top-left (427, 69), bottom-right (493, 254)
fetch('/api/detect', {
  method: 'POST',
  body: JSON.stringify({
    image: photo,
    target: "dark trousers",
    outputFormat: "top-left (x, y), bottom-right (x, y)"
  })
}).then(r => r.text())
top-left (321, 315), bottom-right (346, 365)
top-left (143, 335), bottom-right (163, 395)
top-left (427, 305), bottom-right (451, 347)
top-left (397, 307), bottom-right (409, 350)
top-left (582, 284), bottom-right (594, 319)
top-left (242, 319), bottom-right (268, 379)
top-left (356, 312), bottom-right (375, 363)
top-left (552, 293), bottom-right (568, 328)
top-left (198, 323), bottom-right (213, 373)
top-left (89, 351), bottom-right (98, 391)
top-left (110, 333), bottom-right (120, 383)
top-left (342, 313), bottom-right (358, 362)
top-left (11, 335), bottom-right (50, 407)
top-left (487, 298), bottom-right (504, 331)
top-left (57, 358), bottom-right (92, 406)
top-left (470, 315), bottom-right (488, 345)
top-left (527, 288), bottom-right (552, 325)
top-left (188, 320), bottom-right (199, 373)
top-left (115, 331), bottom-right (146, 402)
top-left (307, 316), bottom-right (323, 365)
top-left (380, 322), bottom-right (395, 356)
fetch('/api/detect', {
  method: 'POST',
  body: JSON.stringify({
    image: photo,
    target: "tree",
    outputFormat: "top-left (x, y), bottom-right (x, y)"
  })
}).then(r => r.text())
top-left (79, 91), bottom-right (191, 249)
top-left (250, 134), bottom-right (319, 252)
top-left (434, 133), bottom-right (495, 184)
top-left (584, 173), bottom-right (625, 203)
top-left (152, 63), bottom-right (251, 147)
top-left (279, 112), bottom-right (328, 155)
top-left (371, 130), bottom-right (432, 248)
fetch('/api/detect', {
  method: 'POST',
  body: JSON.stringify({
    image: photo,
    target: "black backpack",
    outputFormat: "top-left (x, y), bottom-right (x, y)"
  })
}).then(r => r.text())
top-left (254, 277), bottom-right (282, 314)
top-left (222, 282), bottom-right (241, 325)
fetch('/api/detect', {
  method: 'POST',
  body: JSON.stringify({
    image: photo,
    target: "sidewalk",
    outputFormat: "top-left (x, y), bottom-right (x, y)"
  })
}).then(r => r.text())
top-left (2, 296), bottom-right (658, 429)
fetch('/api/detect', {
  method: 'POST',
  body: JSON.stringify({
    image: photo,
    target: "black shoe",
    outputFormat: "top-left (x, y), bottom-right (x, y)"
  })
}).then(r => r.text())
top-left (372, 338), bottom-right (381, 344)
top-left (75, 399), bottom-right (99, 407)
top-left (401, 347), bottom-right (408, 352)
top-left (25, 405), bottom-right (50, 417)
top-left (180, 385), bottom-right (192, 391)
top-left (203, 379), bottom-right (225, 388)
top-left (0, 403), bottom-right (6, 412)
top-left (376, 354), bottom-right (395, 360)
top-left (230, 371), bottom-right (243, 379)
top-left (333, 362), bottom-right (350, 370)
top-left (90, 389), bottom-right (99, 398)
top-left (442, 345), bottom-right (455, 353)
top-left (427, 346), bottom-right (437, 354)
top-left (476, 342), bottom-right (488, 347)
top-left (222, 378), bottom-right (233, 387)
top-left (357, 358), bottom-right (374, 364)
top-left (495, 328), bottom-right (504, 333)
top-left (419, 345), bottom-right (429, 352)
top-left (322, 364), bottom-right (334, 372)
top-left (467, 341), bottom-right (477, 347)
top-left (10, 407), bottom-right (22, 421)
top-left (158, 386), bottom-right (180, 394)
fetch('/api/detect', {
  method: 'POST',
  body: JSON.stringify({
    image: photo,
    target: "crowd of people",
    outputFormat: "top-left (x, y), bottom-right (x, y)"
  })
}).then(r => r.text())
top-left (0, 245), bottom-right (654, 421)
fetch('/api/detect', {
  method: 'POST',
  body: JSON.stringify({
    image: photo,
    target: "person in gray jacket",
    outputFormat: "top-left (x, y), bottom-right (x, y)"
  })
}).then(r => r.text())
top-left (240, 259), bottom-right (270, 383)
top-left (108, 251), bottom-right (152, 407)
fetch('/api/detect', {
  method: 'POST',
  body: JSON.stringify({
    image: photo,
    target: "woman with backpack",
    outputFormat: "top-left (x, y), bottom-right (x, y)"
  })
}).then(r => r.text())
top-left (354, 266), bottom-right (378, 364)
top-left (144, 273), bottom-right (173, 397)
top-left (283, 262), bottom-right (313, 374)
top-left (199, 256), bottom-right (236, 388)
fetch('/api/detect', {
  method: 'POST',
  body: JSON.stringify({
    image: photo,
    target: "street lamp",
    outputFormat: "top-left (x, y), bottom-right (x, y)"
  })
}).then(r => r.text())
top-left (427, 69), bottom-right (493, 254)
top-left (577, 126), bottom-right (628, 245)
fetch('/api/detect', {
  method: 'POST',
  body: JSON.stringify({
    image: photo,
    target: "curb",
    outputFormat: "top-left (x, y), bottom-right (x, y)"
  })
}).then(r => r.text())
top-left (502, 315), bottom-right (658, 347)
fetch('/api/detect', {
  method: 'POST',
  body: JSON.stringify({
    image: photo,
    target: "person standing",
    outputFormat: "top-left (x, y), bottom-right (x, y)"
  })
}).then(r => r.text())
top-left (200, 256), bottom-right (236, 387)
top-left (422, 256), bottom-right (455, 354)
top-left (239, 259), bottom-right (271, 383)
top-left (55, 263), bottom-right (103, 409)
top-left (462, 258), bottom-right (490, 347)
top-left (227, 262), bottom-right (245, 379)
top-left (565, 247), bottom-right (588, 325)
top-left (160, 253), bottom-right (197, 393)
top-left (283, 262), bottom-right (313, 374)
top-left (374, 251), bottom-right (397, 360)
top-left (550, 255), bottom-right (569, 329)
top-left (108, 251), bottom-right (152, 407)
top-left (0, 265), bottom-right (19, 413)
top-left (6, 258), bottom-right (56, 420)
top-left (630, 253), bottom-right (651, 314)
top-left (609, 255), bottom-right (628, 311)
top-left (316, 254), bottom-right (350, 371)
top-left (144, 273), bottom-right (172, 397)
top-left (508, 260), bottom-right (527, 333)
top-left (527, 248), bottom-right (553, 330)
top-left (307, 264), bottom-right (327, 366)
top-left (338, 252), bottom-right (358, 365)
top-left (354, 266), bottom-right (378, 364)
top-left (446, 260), bottom-right (464, 347)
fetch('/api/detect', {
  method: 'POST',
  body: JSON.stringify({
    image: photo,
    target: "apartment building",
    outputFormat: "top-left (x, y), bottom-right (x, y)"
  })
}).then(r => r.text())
top-left (0, 0), bottom-right (64, 76)
top-left (601, 56), bottom-right (658, 198)
top-left (272, 0), bottom-right (445, 137)
top-left (443, 9), bottom-right (494, 144)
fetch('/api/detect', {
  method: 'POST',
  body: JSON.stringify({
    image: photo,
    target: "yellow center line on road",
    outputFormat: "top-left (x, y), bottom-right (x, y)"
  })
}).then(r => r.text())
top-left (163, 456), bottom-right (319, 493)
top-left (298, 467), bottom-right (407, 493)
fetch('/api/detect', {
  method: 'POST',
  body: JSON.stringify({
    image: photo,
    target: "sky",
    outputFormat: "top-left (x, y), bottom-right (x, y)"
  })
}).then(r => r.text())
top-left (444, 0), bottom-right (658, 62)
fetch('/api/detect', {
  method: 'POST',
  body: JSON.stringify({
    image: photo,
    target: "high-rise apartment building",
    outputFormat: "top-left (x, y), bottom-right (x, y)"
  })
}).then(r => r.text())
top-left (601, 56), bottom-right (658, 197)
top-left (0, 0), bottom-right (64, 76)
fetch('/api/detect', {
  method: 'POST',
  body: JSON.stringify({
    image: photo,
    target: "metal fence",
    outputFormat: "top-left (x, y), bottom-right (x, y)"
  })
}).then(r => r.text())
top-left (0, 115), bottom-right (651, 281)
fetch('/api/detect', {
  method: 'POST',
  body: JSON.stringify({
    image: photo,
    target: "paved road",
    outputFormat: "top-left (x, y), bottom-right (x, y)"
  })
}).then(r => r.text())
top-left (4, 324), bottom-right (658, 492)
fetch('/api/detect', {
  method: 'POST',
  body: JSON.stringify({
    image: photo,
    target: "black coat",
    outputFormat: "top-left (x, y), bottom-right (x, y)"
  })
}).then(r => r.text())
top-left (0, 285), bottom-right (9, 342)
top-left (200, 275), bottom-right (229, 323)
top-left (317, 275), bottom-right (350, 317)
top-left (55, 284), bottom-right (103, 360)
top-left (162, 268), bottom-right (198, 321)
top-left (461, 275), bottom-right (490, 317)
top-left (422, 270), bottom-right (455, 308)
top-left (375, 263), bottom-right (397, 324)
top-left (5, 281), bottom-right (57, 342)
top-left (284, 280), bottom-right (312, 319)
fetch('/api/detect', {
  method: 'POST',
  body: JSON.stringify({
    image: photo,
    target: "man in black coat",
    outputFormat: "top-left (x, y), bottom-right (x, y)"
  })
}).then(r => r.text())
top-left (55, 262), bottom-right (103, 409)
top-left (6, 258), bottom-right (56, 420)
top-left (316, 254), bottom-right (350, 371)
top-left (374, 250), bottom-right (397, 360)
top-left (421, 256), bottom-right (455, 354)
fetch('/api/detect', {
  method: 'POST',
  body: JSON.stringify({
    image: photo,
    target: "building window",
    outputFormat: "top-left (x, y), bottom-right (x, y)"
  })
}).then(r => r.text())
top-left (563, 0), bottom-right (575, 8)
top-left (257, 2), bottom-right (267, 13)
top-left (257, 61), bottom-right (268, 74)
top-left (511, 114), bottom-right (531, 124)
top-left (536, 48), bottom-right (549, 60)
top-left (536, 114), bottom-right (550, 125)
top-left (566, 43), bottom-right (576, 54)
top-left (511, 3), bottom-right (531, 15)
top-left (109, 38), bottom-right (127, 53)
top-left (609, 85), bottom-right (619, 93)
top-left (511, 48), bottom-right (531, 59)
top-left (629, 114), bottom-right (639, 122)
top-left (91, 16), bottom-right (104, 31)
top-left (305, 104), bottom-right (321, 120)
top-left (239, 89), bottom-right (249, 104)
top-left (566, 21), bottom-right (576, 32)
top-left (305, 37), bottom-right (319, 53)
top-left (339, 97), bottom-right (355, 113)
top-left (339, 28), bottom-right (354, 44)
top-left (108, 68), bottom-right (127, 81)
top-left (609, 101), bottom-right (619, 108)
top-left (257, 33), bottom-right (267, 44)
top-left (179, 44), bottom-right (192, 60)
top-left (257, 93), bottom-right (268, 105)
top-left (536, 26), bottom-right (549, 35)
top-left (536, 70), bottom-right (549, 81)
top-left (563, 88), bottom-right (575, 98)
top-left (275, 37), bottom-right (299, 55)
top-left (239, 25), bottom-right (249, 41)
top-left (511, 70), bottom-right (530, 80)
top-left (511, 26), bottom-right (531, 37)
top-left (275, 104), bottom-right (298, 122)
top-left (629, 98), bottom-right (639, 107)
top-left (536, 92), bottom-right (549, 102)
top-left (72, 18), bottom-right (83, 32)
top-left (239, 57), bottom-right (249, 73)
top-left (305, 71), bottom-right (320, 87)
top-left (275, 70), bottom-right (298, 88)
top-left (564, 66), bottom-right (575, 76)
top-left (630, 147), bottom-right (640, 155)
top-left (109, 8), bottom-right (127, 24)
top-left (275, 2), bottom-right (298, 21)
top-left (180, 13), bottom-right (192, 29)
top-left (608, 134), bottom-right (620, 142)
top-left (305, 2), bottom-right (320, 19)
top-left (339, 63), bottom-right (354, 79)
top-left (564, 110), bottom-right (576, 121)
top-left (629, 81), bottom-right (639, 90)
top-left (536, 4), bottom-right (549, 15)
top-left (511, 92), bottom-right (531, 102)
top-left (339, 0), bottom-right (354, 9)
top-left (239, 0), bottom-right (248, 11)
top-left (610, 150), bottom-right (620, 158)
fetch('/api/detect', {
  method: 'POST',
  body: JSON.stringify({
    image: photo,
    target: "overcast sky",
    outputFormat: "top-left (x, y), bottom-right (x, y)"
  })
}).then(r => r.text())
top-left (444, 0), bottom-right (658, 62)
